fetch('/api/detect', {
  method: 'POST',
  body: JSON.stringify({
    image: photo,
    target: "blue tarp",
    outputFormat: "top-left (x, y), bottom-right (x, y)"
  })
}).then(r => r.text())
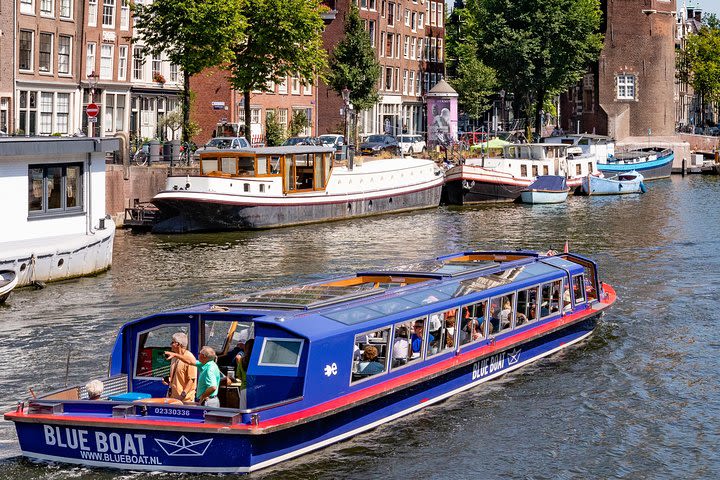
top-left (527, 175), bottom-right (567, 191)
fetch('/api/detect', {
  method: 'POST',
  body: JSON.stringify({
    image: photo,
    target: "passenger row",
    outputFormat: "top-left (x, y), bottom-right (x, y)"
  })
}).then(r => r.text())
top-left (351, 273), bottom-right (595, 383)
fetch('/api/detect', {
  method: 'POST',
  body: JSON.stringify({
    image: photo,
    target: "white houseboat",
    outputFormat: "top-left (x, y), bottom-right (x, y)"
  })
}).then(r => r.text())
top-left (0, 138), bottom-right (118, 288)
top-left (151, 146), bottom-right (444, 232)
top-left (443, 143), bottom-right (598, 204)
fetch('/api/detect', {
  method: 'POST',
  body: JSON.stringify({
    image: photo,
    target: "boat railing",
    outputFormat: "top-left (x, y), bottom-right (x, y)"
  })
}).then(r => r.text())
top-left (38, 374), bottom-right (128, 401)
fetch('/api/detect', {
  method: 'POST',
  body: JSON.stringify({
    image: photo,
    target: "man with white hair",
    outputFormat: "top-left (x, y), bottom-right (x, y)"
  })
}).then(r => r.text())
top-left (165, 332), bottom-right (196, 403)
top-left (167, 345), bottom-right (221, 407)
top-left (85, 379), bottom-right (104, 400)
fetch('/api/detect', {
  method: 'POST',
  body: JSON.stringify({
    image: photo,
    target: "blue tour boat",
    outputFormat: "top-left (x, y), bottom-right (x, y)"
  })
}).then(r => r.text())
top-left (5, 250), bottom-right (616, 473)
top-left (599, 147), bottom-right (673, 180)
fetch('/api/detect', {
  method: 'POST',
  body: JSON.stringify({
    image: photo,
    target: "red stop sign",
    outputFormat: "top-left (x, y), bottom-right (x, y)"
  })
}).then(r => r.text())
top-left (86, 103), bottom-right (99, 117)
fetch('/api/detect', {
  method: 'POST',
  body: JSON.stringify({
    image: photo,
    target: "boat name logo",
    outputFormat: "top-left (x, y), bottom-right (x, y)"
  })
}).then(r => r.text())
top-left (324, 362), bottom-right (338, 377)
top-left (155, 436), bottom-right (213, 457)
top-left (507, 348), bottom-right (522, 366)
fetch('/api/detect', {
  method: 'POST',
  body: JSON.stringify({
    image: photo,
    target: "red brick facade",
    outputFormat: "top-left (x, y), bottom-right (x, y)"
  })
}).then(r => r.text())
top-left (561, 0), bottom-right (677, 139)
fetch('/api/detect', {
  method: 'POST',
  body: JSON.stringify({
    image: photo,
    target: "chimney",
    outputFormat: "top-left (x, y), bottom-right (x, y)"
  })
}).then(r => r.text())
top-left (695, 9), bottom-right (702, 22)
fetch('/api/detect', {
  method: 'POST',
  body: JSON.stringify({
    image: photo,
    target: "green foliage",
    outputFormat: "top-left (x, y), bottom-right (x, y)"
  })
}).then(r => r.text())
top-left (469, 0), bottom-right (603, 136)
top-left (327, 5), bottom-right (381, 111)
top-left (679, 18), bottom-right (720, 124)
top-left (265, 112), bottom-right (286, 147)
top-left (132, 0), bottom-right (245, 143)
top-left (289, 110), bottom-right (309, 137)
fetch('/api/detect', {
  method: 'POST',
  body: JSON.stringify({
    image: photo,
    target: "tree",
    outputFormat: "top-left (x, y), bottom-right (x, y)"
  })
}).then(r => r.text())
top-left (132, 0), bottom-right (245, 143)
top-left (265, 112), bottom-right (286, 146)
top-left (327, 6), bottom-right (382, 113)
top-left (678, 15), bottom-right (720, 126)
top-left (289, 110), bottom-right (309, 137)
top-left (469, 0), bottom-right (603, 138)
top-left (228, 0), bottom-right (328, 142)
top-left (446, 5), bottom-right (497, 122)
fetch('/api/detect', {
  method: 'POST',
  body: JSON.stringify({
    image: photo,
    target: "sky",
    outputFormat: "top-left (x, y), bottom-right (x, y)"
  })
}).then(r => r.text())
top-left (695, 0), bottom-right (720, 18)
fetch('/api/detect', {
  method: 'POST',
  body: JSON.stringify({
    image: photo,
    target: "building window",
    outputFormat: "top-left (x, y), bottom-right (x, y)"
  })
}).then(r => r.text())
top-left (102, 0), bottom-right (115, 27)
top-left (100, 44), bottom-right (113, 79)
top-left (116, 94), bottom-right (126, 131)
top-left (369, 0), bottom-right (376, 9)
top-left (251, 107), bottom-right (261, 125)
top-left (385, 33), bottom-right (393, 57)
top-left (388, 2), bottom-right (395, 26)
top-left (133, 46), bottom-right (144, 80)
top-left (57, 93), bottom-right (70, 134)
top-left (617, 74), bottom-right (635, 100)
top-left (437, 2), bottom-right (443, 28)
top-left (409, 71), bottom-right (415, 96)
top-left (404, 35), bottom-right (409, 58)
top-left (303, 80), bottom-right (312, 95)
top-left (291, 76), bottom-right (300, 94)
top-left (39, 93), bottom-right (53, 134)
top-left (120, 0), bottom-right (129, 30)
top-left (278, 77), bottom-right (288, 94)
top-left (368, 20), bottom-right (376, 47)
top-left (60, 0), bottom-right (72, 18)
top-left (430, 1), bottom-right (436, 26)
top-left (170, 63), bottom-right (179, 83)
top-left (20, 31), bottom-right (33, 71)
top-left (58, 35), bottom-right (71, 74)
top-left (403, 70), bottom-right (408, 95)
top-left (411, 11), bottom-right (417, 32)
top-left (39, 33), bottom-right (53, 73)
top-left (86, 43), bottom-right (96, 76)
top-left (438, 38), bottom-right (443, 63)
top-left (20, 0), bottom-right (34, 15)
top-left (88, 0), bottom-right (98, 26)
top-left (385, 67), bottom-right (393, 91)
top-left (0, 98), bottom-right (8, 133)
top-left (118, 45), bottom-right (127, 80)
top-left (41, 0), bottom-right (53, 16)
top-left (28, 163), bottom-right (83, 215)
top-left (104, 95), bottom-right (114, 132)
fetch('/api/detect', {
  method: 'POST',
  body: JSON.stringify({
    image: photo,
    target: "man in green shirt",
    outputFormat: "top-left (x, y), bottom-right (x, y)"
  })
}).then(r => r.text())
top-left (167, 346), bottom-right (222, 407)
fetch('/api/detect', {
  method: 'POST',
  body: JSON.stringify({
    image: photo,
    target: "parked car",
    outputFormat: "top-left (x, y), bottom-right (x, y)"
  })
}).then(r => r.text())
top-left (282, 136), bottom-right (322, 146)
top-left (318, 134), bottom-right (345, 149)
top-left (396, 135), bottom-right (426, 155)
top-left (359, 135), bottom-right (400, 156)
top-left (193, 136), bottom-right (252, 160)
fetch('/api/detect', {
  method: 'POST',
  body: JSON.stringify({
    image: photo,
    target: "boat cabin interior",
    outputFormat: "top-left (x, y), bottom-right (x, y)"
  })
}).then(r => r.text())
top-left (504, 144), bottom-right (568, 161)
top-left (198, 146), bottom-right (335, 194)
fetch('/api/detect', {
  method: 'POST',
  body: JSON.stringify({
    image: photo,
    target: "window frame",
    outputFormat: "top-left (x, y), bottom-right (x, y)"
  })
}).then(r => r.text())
top-left (133, 323), bottom-right (190, 379)
top-left (257, 337), bottom-right (304, 367)
top-left (28, 162), bottom-right (84, 217)
top-left (617, 74), bottom-right (636, 100)
top-left (351, 327), bottom-right (391, 384)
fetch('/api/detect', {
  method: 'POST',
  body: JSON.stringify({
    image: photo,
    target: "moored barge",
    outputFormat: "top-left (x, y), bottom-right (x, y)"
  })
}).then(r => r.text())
top-left (5, 250), bottom-right (615, 473)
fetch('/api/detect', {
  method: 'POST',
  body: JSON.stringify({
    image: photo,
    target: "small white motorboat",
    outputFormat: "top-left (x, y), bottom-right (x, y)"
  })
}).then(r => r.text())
top-left (0, 270), bottom-right (18, 303)
top-left (520, 176), bottom-right (570, 204)
top-left (581, 170), bottom-right (646, 195)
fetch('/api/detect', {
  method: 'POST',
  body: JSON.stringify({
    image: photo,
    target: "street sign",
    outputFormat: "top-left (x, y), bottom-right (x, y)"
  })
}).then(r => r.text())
top-left (86, 103), bottom-right (100, 117)
top-left (88, 117), bottom-right (98, 123)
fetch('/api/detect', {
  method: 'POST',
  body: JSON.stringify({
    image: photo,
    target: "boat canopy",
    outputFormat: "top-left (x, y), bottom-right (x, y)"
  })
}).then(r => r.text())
top-left (527, 175), bottom-right (568, 191)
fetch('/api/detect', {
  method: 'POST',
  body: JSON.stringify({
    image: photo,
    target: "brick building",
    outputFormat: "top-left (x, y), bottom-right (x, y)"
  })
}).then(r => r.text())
top-left (560, 0), bottom-right (677, 140)
top-left (318, 0), bottom-right (446, 138)
top-left (191, 68), bottom-right (317, 146)
top-left (0, 1), bottom-right (13, 133)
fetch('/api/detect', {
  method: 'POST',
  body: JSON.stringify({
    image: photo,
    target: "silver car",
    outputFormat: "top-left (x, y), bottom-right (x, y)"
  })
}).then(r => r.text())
top-left (194, 137), bottom-right (252, 159)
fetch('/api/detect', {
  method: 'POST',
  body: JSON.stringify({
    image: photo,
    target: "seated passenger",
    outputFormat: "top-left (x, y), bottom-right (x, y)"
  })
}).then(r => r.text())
top-left (411, 320), bottom-right (433, 357)
top-left (358, 346), bottom-right (384, 375)
top-left (445, 316), bottom-right (456, 348)
top-left (489, 303), bottom-right (501, 333)
top-left (428, 314), bottom-right (442, 354)
top-left (462, 317), bottom-right (482, 343)
top-left (563, 286), bottom-right (572, 311)
top-left (500, 300), bottom-right (513, 328)
top-left (85, 379), bottom-right (104, 400)
top-left (515, 312), bottom-right (528, 326)
top-left (392, 326), bottom-right (410, 367)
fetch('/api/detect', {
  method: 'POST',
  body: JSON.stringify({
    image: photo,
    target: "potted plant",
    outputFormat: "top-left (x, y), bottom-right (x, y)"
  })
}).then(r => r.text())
top-left (152, 71), bottom-right (166, 84)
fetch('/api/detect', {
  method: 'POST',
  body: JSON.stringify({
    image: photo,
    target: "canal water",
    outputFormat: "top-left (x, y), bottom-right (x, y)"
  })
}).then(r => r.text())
top-left (1, 175), bottom-right (719, 479)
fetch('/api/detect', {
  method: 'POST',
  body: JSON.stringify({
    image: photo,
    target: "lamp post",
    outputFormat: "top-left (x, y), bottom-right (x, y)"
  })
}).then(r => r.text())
top-left (87, 71), bottom-right (99, 137)
top-left (499, 89), bottom-right (505, 134)
top-left (341, 87), bottom-right (353, 169)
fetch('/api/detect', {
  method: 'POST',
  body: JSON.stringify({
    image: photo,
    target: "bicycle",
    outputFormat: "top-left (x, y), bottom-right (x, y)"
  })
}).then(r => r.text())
top-left (133, 143), bottom-right (150, 166)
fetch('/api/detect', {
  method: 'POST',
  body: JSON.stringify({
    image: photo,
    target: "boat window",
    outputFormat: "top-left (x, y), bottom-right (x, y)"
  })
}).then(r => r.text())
top-left (258, 338), bottom-right (304, 367)
top-left (520, 164), bottom-right (527, 177)
top-left (573, 275), bottom-right (586, 304)
top-left (256, 156), bottom-right (268, 175)
top-left (587, 162), bottom-right (593, 173)
top-left (134, 324), bottom-right (188, 378)
top-left (460, 300), bottom-right (487, 345)
top-left (283, 155), bottom-right (294, 191)
top-left (366, 297), bottom-right (416, 315)
top-left (576, 164), bottom-right (582, 175)
top-left (201, 158), bottom-right (219, 174)
top-left (409, 317), bottom-right (429, 360)
top-left (270, 156), bottom-right (281, 174)
top-left (540, 280), bottom-right (562, 317)
top-left (313, 153), bottom-right (323, 188)
top-left (221, 156), bottom-right (236, 175)
top-left (295, 154), bottom-right (314, 190)
top-left (237, 156), bottom-right (255, 176)
top-left (562, 282), bottom-right (572, 312)
top-left (202, 320), bottom-right (232, 355)
top-left (516, 287), bottom-right (538, 325)
top-left (489, 293), bottom-right (514, 334)
top-left (324, 153), bottom-right (332, 182)
top-left (543, 165), bottom-right (549, 175)
top-left (390, 321), bottom-right (413, 368)
top-left (216, 322), bottom-right (254, 369)
top-left (352, 328), bottom-right (390, 382)
top-left (428, 308), bottom-right (458, 357)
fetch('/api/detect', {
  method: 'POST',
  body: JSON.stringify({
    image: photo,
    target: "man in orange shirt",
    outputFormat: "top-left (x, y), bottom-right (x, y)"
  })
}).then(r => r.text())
top-left (164, 332), bottom-right (197, 403)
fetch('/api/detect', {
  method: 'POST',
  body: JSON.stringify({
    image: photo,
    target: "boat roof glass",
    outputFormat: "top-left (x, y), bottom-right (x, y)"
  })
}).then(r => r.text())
top-left (359, 259), bottom-right (498, 277)
top-left (324, 268), bottom-right (522, 325)
top-left (216, 283), bottom-right (385, 310)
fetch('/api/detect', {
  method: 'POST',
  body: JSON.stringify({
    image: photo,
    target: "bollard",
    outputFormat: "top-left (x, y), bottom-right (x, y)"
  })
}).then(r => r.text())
top-left (682, 158), bottom-right (686, 176)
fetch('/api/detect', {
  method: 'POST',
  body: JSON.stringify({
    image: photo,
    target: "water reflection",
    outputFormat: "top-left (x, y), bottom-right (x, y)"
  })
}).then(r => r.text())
top-left (1, 176), bottom-right (720, 478)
